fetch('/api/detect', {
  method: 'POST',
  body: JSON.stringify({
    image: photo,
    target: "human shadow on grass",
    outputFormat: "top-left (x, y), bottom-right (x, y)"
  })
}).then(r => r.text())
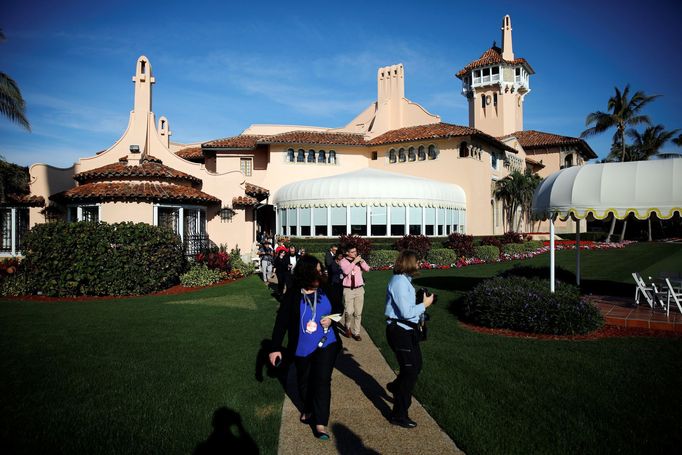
top-left (194, 407), bottom-right (259, 455)
top-left (255, 339), bottom-right (283, 383)
top-left (332, 422), bottom-right (381, 455)
top-left (334, 347), bottom-right (393, 419)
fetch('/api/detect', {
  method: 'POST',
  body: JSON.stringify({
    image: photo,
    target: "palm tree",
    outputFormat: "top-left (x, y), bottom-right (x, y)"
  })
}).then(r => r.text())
top-left (624, 125), bottom-right (679, 161)
top-left (673, 134), bottom-right (682, 147)
top-left (0, 29), bottom-right (30, 131)
top-left (494, 170), bottom-right (542, 232)
top-left (581, 85), bottom-right (659, 242)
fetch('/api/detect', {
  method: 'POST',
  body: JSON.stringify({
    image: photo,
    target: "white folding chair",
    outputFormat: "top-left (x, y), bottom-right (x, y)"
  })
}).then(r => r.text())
top-left (632, 273), bottom-right (655, 308)
top-left (649, 279), bottom-right (669, 311)
top-left (665, 278), bottom-right (682, 316)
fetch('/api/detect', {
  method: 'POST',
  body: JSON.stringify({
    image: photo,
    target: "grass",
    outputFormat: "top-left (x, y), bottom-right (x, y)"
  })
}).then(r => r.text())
top-left (1, 243), bottom-right (681, 454)
top-left (0, 276), bottom-right (283, 455)
top-left (362, 242), bottom-right (682, 455)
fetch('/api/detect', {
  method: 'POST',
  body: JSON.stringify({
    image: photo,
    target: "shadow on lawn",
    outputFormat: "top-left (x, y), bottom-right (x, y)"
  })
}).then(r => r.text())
top-left (194, 407), bottom-right (259, 455)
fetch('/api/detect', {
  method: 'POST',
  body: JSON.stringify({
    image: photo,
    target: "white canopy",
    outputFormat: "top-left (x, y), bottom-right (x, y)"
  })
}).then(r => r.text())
top-left (273, 168), bottom-right (466, 209)
top-left (532, 159), bottom-right (682, 221)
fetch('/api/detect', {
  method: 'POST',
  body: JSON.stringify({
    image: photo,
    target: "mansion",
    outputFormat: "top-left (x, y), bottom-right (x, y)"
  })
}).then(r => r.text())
top-left (3, 15), bottom-right (596, 256)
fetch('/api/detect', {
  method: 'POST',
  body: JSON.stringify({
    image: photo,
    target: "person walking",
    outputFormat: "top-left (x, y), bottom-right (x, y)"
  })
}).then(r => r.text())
top-left (339, 245), bottom-right (370, 341)
top-left (384, 250), bottom-right (433, 429)
top-left (324, 244), bottom-right (338, 270)
top-left (273, 249), bottom-right (289, 297)
top-left (269, 256), bottom-right (342, 440)
top-left (258, 240), bottom-right (274, 283)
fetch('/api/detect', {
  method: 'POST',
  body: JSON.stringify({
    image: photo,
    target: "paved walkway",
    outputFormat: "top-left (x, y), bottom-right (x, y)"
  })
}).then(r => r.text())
top-left (276, 325), bottom-right (463, 455)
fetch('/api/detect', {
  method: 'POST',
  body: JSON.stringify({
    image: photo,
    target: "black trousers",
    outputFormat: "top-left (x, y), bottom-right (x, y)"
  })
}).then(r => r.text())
top-left (386, 323), bottom-right (422, 420)
top-left (294, 341), bottom-right (339, 426)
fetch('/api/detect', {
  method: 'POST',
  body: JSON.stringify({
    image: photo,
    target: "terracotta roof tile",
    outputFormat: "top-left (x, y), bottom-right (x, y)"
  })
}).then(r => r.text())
top-left (232, 195), bottom-right (259, 206)
top-left (511, 130), bottom-right (597, 159)
top-left (74, 158), bottom-right (201, 184)
top-left (175, 147), bottom-right (204, 162)
top-left (524, 156), bottom-right (545, 169)
top-left (367, 122), bottom-right (517, 153)
top-left (456, 46), bottom-right (534, 78)
top-left (261, 131), bottom-right (366, 146)
top-left (244, 183), bottom-right (269, 198)
top-left (51, 182), bottom-right (220, 205)
top-left (1, 194), bottom-right (45, 207)
top-left (203, 135), bottom-right (264, 149)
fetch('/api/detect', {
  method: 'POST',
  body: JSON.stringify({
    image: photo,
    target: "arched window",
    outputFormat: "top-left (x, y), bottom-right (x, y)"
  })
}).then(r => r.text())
top-left (564, 154), bottom-right (573, 168)
top-left (418, 146), bottom-right (426, 161)
top-left (459, 142), bottom-right (469, 158)
top-left (328, 150), bottom-right (337, 164)
top-left (307, 150), bottom-right (315, 163)
top-left (398, 148), bottom-right (406, 162)
top-left (389, 149), bottom-right (396, 163)
top-left (408, 147), bottom-right (416, 162)
top-left (287, 148), bottom-right (295, 162)
top-left (318, 150), bottom-right (326, 163)
top-left (297, 149), bottom-right (305, 162)
top-left (428, 144), bottom-right (438, 160)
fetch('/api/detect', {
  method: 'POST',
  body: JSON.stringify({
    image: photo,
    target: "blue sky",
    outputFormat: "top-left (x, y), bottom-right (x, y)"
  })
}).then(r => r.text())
top-left (2, 0), bottom-right (681, 167)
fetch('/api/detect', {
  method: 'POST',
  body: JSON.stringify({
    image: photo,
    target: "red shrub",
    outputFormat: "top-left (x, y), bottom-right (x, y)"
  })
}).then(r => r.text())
top-left (338, 234), bottom-right (373, 258)
top-left (195, 251), bottom-right (232, 272)
top-left (444, 233), bottom-right (475, 257)
top-left (480, 236), bottom-right (503, 249)
top-left (394, 235), bottom-right (432, 260)
top-left (0, 258), bottom-right (21, 277)
top-left (501, 231), bottom-right (524, 244)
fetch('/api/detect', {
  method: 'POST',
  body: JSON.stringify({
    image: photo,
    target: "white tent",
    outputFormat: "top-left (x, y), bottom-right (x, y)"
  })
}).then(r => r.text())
top-left (532, 159), bottom-right (682, 291)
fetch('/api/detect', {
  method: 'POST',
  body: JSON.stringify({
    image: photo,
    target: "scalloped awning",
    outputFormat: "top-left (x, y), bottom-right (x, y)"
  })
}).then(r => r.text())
top-left (532, 159), bottom-right (682, 221)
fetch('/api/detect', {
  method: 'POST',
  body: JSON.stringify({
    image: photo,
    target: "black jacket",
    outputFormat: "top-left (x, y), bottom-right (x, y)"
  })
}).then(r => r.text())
top-left (269, 286), bottom-right (344, 356)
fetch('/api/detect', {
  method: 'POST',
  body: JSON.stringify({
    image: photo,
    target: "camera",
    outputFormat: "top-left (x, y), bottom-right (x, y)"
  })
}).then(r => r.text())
top-left (416, 287), bottom-right (437, 305)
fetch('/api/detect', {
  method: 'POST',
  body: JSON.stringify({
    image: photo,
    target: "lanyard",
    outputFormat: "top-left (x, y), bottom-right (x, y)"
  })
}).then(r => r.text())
top-left (301, 290), bottom-right (318, 333)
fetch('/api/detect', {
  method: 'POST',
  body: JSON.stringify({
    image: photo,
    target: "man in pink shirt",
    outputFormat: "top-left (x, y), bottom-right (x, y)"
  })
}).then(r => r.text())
top-left (339, 245), bottom-right (371, 341)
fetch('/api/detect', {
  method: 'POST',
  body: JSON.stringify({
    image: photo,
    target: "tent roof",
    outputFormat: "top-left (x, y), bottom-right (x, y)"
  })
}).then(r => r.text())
top-left (532, 159), bottom-right (682, 221)
top-left (273, 168), bottom-right (466, 209)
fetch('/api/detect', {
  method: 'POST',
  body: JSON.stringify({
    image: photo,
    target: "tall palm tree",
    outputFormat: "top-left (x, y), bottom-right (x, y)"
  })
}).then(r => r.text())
top-left (581, 85), bottom-right (659, 242)
top-left (494, 170), bottom-right (542, 232)
top-left (0, 29), bottom-right (30, 131)
top-left (624, 125), bottom-right (679, 161)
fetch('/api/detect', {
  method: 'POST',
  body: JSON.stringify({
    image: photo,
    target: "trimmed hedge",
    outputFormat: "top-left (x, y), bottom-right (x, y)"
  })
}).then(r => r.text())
top-left (21, 221), bottom-right (185, 296)
top-left (368, 249), bottom-right (399, 268)
top-left (180, 264), bottom-right (227, 287)
top-left (501, 243), bottom-right (527, 255)
top-left (464, 276), bottom-right (603, 335)
top-left (427, 248), bottom-right (457, 265)
top-left (524, 240), bottom-right (543, 252)
top-left (474, 245), bottom-right (500, 261)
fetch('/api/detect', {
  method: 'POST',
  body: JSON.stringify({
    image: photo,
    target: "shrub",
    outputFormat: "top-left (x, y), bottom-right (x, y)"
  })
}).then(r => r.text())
top-left (479, 236), bottom-right (502, 249)
top-left (21, 221), bottom-right (185, 296)
top-left (0, 271), bottom-right (33, 296)
top-left (501, 243), bottom-right (527, 255)
top-left (501, 231), bottom-right (524, 244)
top-left (464, 276), bottom-right (603, 335)
top-left (444, 233), bottom-right (475, 257)
top-left (0, 257), bottom-right (22, 278)
top-left (426, 248), bottom-right (457, 266)
top-left (229, 247), bottom-right (256, 276)
top-left (338, 234), bottom-right (372, 257)
top-left (180, 264), bottom-right (227, 287)
top-left (368, 250), bottom-right (399, 268)
top-left (524, 240), bottom-right (543, 252)
top-left (474, 245), bottom-right (500, 261)
top-left (195, 251), bottom-right (232, 273)
top-left (394, 235), bottom-right (431, 260)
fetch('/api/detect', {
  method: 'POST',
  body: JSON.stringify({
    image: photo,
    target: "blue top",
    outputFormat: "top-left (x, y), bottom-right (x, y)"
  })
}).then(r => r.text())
top-left (295, 291), bottom-right (337, 357)
top-left (385, 274), bottom-right (425, 330)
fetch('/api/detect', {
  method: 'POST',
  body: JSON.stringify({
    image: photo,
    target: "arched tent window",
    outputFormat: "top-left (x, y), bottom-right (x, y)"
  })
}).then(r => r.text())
top-left (398, 148), bottom-right (406, 162)
top-left (287, 148), bottom-right (295, 162)
top-left (297, 149), bottom-right (305, 162)
top-left (318, 150), bottom-right (326, 163)
top-left (328, 150), bottom-right (337, 164)
top-left (459, 142), bottom-right (469, 158)
top-left (428, 144), bottom-right (438, 160)
top-left (418, 146), bottom-right (426, 161)
top-left (389, 149), bottom-right (396, 163)
top-left (307, 150), bottom-right (316, 163)
top-left (408, 147), bottom-right (416, 162)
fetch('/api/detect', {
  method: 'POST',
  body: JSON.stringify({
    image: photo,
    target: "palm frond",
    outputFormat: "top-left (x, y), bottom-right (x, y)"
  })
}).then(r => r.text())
top-left (0, 73), bottom-right (30, 131)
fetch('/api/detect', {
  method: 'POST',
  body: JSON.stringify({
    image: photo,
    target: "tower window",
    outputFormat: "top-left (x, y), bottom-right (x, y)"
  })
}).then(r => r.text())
top-left (428, 145), bottom-right (438, 160)
top-left (307, 150), bottom-right (315, 163)
top-left (318, 150), bottom-right (326, 163)
top-left (408, 147), bottom-right (416, 162)
top-left (418, 146), bottom-right (426, 161)
top-left (515, 67), bottom-right (521, 82)
top-left (297, 149), bottom-right (305, 162)
top-left (398, 148), bottom-right (406, 162)
top-left (473, 70), bottom-right (481, 84)
top-left (491, 66), bottom-right (499, 82)
top-left (140, 60), bottom-right (146, 75)
top-left (328, 150), bottom-right (336, 164)
top-left (459, 142), bottom-right (469, 158)
top-left (389, 149), bottom-right (396, 163)
top-left (287, 148), bottom-right (295, 162)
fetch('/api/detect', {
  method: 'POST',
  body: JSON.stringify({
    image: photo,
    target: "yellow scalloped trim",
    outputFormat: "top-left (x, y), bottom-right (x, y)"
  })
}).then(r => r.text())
top-left (534, 207), bottom-right (682, 221)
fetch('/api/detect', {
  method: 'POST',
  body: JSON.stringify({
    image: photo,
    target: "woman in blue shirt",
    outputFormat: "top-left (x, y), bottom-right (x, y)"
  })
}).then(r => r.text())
top-left (269, 255), bottom-right (342, 440)
top-left (384, 250), bottom-right (434, 429)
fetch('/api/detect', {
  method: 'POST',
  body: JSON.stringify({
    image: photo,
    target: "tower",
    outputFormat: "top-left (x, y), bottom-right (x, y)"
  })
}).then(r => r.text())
top-left (456, 15), bottom-right (534, 137)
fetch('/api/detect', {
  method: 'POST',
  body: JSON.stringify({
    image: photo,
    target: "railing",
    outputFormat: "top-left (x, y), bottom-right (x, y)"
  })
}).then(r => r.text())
top-left (184, 234), bottom-right (209, 258)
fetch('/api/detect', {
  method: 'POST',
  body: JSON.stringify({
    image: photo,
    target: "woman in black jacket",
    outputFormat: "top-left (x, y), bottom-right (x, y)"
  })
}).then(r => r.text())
top-left (269, 255), bottom-right (343, 440)
top-left (272, 249), bottom-right (288, 296)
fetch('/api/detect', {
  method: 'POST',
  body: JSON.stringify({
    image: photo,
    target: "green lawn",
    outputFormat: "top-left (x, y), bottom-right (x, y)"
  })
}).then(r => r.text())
top-left (362, 242), bottom-right (682, 455)
top-left (1, 243), bottom-right (681, 454)
top-left (0, 277), bottom-right (283, 455)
